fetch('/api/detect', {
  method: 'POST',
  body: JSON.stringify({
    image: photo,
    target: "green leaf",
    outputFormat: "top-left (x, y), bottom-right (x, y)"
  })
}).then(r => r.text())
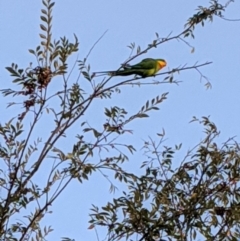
top-left (137, 113), bottom-right (149, 118)
top-left (40, 24), bottom-right (47, 31)
top-left (93, 129), bottom-right (101, 138)
top-left (49, 2), bottom-right (55, 9)
top-left (41, 9), bottom-right (47, 15)
top-left (40, 16), bottom-right (48, 23)
top-left (82, 71), bottom-right (91, 81)
top-left (28, 49), bottom-right (35, 55)
top-left (39, 33), bottom-right (46, 39)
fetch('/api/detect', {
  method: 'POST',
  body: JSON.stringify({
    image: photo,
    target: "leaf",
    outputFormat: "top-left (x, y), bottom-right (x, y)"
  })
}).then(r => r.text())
top-left (83, 128), bottom-right (92, 133)
top-left (137, 46), bottom-right (141, 54)
top-left (49, 2), bottom-right (55, 9)
top-left (127, 145), bottom-right (136, 154)
top-left (88, 224), bottom-right (95, 230)
top-left (5, 67), bottom-right (19, 76)
top-left (152, 40), bottom-right (157, 47)
top-left (40, 24), bottom-right (47, 31)
top-left (42, 0), bottom-right (47, 7)
top-left (39, 33), bottom-right (46, 39)
top-left (104, 108), bottom-right (111, 117)
top-left (29, 49), bottom-right (35, 55)
top-left (41, 41), bottom-right (46, 46)
top-left (151, 98), bottom-right (155, 105)
top-left (137, 113), bottom-right (149, 118)
top-left (82, 71), bottom-right (91, 81)
top-left (41, 9), bottom-right (47, 15)
top-left (93, 129), bottom-right (101, 138)
top-left (145, 100), bottom-right (149, 109)
top-left (53, 60), bottom-right (58, 69)
top-left (40, 16), bottom-right (48, 23)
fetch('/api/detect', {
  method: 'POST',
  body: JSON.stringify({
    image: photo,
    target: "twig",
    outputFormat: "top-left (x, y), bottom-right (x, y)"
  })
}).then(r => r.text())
top-left (220, 16), bottom-right (240, 21)
top-left (124, 80), bottom-right (181, 86)
top-left (76, 29), bottom-right (108, 83)
top-left (225, 0), bottom-right (234, 7)
top-left (85, 30), bottom-right (108, 61)
top-left (121, 24), bottom-right (194, 66)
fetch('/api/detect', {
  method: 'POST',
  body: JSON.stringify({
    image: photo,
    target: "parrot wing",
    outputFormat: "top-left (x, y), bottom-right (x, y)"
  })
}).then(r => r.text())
top-left (113, 68), bottom-right (145, 76)
top-left (130, 58), bottom-right (157, 70)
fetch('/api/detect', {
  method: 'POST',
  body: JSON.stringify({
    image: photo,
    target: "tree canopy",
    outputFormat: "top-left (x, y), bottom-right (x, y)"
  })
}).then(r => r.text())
top-left (0, 0), bottom-right (240, 241)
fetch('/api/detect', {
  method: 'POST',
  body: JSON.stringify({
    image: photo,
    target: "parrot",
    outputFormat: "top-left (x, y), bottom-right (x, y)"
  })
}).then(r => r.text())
top-left (93, 58), bottom-right (167, 78)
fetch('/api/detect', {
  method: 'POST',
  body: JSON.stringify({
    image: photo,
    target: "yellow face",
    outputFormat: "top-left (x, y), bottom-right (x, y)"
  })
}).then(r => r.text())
top-left (158, 60), bottom-right (167, 69)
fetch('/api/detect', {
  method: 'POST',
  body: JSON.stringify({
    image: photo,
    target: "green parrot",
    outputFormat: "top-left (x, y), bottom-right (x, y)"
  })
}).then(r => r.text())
top-left (94, 58), bottom-right (167, 78)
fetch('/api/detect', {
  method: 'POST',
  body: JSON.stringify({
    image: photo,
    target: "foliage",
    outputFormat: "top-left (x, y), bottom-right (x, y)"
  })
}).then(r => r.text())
top-left (0, 0), bottom-right (238, 241)
top-left (90, 117), bottom-right (240, 241)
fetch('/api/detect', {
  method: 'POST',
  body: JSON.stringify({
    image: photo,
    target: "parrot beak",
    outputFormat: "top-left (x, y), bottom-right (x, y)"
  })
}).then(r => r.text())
top-left (161, 60), bottom-right (167, 68)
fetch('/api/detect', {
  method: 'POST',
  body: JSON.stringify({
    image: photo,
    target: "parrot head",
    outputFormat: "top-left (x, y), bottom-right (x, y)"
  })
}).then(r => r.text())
top-left (157, 59), bottom-right (167, 69)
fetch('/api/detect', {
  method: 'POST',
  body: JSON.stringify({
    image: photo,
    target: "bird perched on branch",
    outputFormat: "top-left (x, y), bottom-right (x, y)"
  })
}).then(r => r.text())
top-left (93, 58), bottom-right (167, 78)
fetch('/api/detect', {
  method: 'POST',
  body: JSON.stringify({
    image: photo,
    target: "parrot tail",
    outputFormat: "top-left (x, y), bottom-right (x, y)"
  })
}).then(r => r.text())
top-left (113, 69), bottom-right (144, 76)
top-left (92, 68), bottom-right (144, 77)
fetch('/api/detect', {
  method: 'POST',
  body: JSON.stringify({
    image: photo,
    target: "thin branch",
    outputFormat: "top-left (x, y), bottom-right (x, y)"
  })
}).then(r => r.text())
top-left (121, 24), bottom-right (194, 66)
top-left (67, 54), bottom-right (80, 82)
top-left (86, 30), bottom-right (108, 61)
top-left (124, 80), bottom-right (181, 86)
top-left (220, 16), bottom-right (240, 21)
top-left (225, 0), bottom-right (235, 7)
top-left (95, 61), bottom-right (213, 97)
top-left (0, 97), bottom-right (47, 230)
top-left (76, 30), bottom-right (108, 83)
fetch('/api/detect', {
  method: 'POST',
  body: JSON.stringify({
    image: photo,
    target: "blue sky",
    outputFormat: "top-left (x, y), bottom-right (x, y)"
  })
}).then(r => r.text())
top-left (0, 0), bottom-right (240, 240)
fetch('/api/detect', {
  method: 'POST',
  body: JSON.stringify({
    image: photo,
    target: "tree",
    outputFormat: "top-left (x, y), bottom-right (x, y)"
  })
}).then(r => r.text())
top-left (0, 0), bottom-right (239, 240)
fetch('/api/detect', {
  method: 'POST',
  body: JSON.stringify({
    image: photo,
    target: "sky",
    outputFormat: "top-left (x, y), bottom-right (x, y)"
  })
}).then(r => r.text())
top-left (0, 0), bottom-right (240, 240)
